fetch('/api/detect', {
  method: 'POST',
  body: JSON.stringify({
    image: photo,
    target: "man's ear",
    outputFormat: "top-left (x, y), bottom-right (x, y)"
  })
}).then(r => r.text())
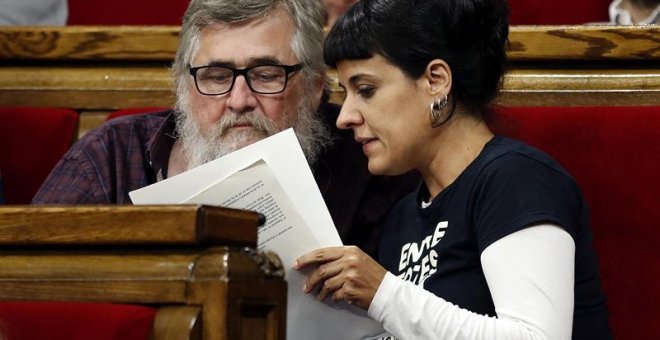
top-left (424, 59), bottom-right (452, 96)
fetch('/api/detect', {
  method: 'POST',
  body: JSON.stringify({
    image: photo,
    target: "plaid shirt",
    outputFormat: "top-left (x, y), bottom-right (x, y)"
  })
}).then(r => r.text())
top-left (32, 107), bottom-right (418, 256)
top-left (33, 110), bottom-right (174, 204)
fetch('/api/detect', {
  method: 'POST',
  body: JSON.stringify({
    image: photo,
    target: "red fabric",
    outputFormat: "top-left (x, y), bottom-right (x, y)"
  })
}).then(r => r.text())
top-left (508, 0), bottom-right (611, 25)
top-left (68, 0), bottom-right (611, 26)
top-left (67, 0), bottom-right (190, 25)
top-left (0, 107), bottom-right (79, 204)
top-left (106, 108), bottom-right (169, 121)
top-left (0, 302), bottom-right (155, 340)
top-left (491, 106), bottom-right (660, 339)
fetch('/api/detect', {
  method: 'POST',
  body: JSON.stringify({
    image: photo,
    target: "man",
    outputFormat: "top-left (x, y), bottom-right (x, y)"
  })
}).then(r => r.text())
top-left (33, 0), bottom-right (417, 256)
top-left (322, 0), bottom-right (359, 26)
top-left (609, 0), bottom-right (660, 24)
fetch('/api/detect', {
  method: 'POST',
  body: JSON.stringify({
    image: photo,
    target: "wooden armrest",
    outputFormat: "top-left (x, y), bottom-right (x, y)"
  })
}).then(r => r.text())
top-left (0, 205), bottom-right (263, 247)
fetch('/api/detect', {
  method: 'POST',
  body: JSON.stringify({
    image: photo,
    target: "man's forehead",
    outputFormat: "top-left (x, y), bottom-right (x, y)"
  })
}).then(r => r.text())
top-left (205, 56), bottom-right (287, 68)
top-left (194, 14), bottom-right (297, 66)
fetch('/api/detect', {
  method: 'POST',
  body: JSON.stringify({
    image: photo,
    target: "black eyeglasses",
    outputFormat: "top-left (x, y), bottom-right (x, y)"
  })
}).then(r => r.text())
top-left (189, 64), bottom-right (303, 96)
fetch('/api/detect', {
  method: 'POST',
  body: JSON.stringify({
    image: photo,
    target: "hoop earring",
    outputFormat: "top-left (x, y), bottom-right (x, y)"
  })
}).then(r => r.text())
top-left (429, 95), bottom-right (449, 128)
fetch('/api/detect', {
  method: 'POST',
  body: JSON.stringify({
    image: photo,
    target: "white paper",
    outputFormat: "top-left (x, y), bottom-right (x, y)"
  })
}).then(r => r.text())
top-left (130, 129), bottom-right (384, 340)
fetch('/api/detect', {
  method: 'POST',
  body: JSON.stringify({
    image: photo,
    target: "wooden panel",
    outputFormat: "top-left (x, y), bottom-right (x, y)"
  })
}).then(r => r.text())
top-left (2, 64), bottom-right (657, 109)
top-left (0, 253), bottom-right (197, 280)
top-left (0, 25), bottom-right (657, 118)
top-left (153, 306), bottom-right (203, 340)
top-left (0, 205), bottom-right (286, 340)
top-left (497, 68), bottom-right (660, 106)
top-left (328, 68), bottom-right (660, 107)
top-left (78, 110), bottom-right (110, 138)
top-left (186, 249), bottom-right (287, 340)
top-left (0, 205), bottom-right (260, 246)
top-left (1, 26), bottom-right (657, 61)
top-left (507, 26), bottom-right (659, 61)
top-left (0, 26), bottom-right (180, 60)
top-left (0, 65), bottom-right (174, 109)
top-left (0, 281), bottom-right (187, 304)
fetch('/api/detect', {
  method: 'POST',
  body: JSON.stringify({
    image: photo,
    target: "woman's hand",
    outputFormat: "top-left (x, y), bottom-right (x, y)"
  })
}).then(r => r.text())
top-left (294, 245), bottom-right (387, 310)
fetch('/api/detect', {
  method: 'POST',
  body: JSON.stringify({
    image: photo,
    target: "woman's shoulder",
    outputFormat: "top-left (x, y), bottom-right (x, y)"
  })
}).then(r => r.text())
top-left (481, 136), bottom-right (573, 181)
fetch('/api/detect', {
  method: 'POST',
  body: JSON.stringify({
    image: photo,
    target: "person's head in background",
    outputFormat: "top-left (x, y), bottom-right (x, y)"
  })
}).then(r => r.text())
top-left (610, 0), bottom-right (660, 24)
top-left (0, 0), bottom-right (68, 25)
top-left (171, 0), bottom-right (332, 171)
top-left (324, 0), bottom-right (508, 176)
top-left (323, 0), bottom-right (359, 27)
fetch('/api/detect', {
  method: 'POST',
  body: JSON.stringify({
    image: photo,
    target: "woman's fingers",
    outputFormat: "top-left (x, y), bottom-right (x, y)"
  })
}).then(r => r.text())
top-left (294, 246), bottom-right (344, 270)
top-left (304, 262), bottom-right (341, 293)
top-left (318, 273), bottom-right (344, 302)
top-left (295, 246), bottom-right (384, 309)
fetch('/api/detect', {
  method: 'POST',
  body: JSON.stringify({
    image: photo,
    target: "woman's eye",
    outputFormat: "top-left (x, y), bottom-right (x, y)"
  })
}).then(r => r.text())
top-left (357, 86), bottom-right (375, 98)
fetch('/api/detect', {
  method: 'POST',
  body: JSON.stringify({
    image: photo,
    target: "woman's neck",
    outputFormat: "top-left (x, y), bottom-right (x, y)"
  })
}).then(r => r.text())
top-left (420, 114), bottom-right (493, 202)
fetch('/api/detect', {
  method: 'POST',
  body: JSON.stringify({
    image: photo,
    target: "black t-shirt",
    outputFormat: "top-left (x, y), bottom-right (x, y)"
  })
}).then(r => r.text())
top-left (379, 136), bottom-right (612, 339)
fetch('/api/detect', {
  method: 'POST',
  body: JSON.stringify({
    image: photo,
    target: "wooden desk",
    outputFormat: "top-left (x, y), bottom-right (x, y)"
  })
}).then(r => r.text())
top-left (0, 205), bottom-right (286, 340)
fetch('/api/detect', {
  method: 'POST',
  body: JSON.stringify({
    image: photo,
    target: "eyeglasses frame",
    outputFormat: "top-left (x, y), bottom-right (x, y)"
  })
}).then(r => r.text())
top-left (188, 63), bottom-right (303, 96)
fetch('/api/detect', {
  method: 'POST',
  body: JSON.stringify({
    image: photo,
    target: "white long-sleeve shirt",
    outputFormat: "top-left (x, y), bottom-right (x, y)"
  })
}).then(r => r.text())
top-left (368, 224), bottom-right (575, 340)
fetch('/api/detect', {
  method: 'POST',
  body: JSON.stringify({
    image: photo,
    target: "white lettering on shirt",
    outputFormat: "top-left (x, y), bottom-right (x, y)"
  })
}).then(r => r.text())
top-left (397, 221), bottom-right (448, 286)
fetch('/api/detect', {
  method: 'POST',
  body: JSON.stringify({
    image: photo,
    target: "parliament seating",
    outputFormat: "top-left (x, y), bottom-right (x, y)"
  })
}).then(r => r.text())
top-left (491, 106), bottom-right (660, 339)
top-left (0, 205), bottom-right (286, 340)
top-left (0, 302), bottom-right (156, 340)
top-left (0, 24), bottom-right (658, 338)
top-left (508, 0), bottom-right (611, 25)
top-left (65, 0), bottom-right (611, 26)
top-left (67, 0), bottom-right (188, 25)
top-left (0, 108), bottom-right (79, 204)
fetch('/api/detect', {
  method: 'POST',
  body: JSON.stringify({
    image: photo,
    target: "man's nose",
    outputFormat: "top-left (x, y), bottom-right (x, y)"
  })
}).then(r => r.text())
top-left (226, 75), bottom-right (258, 113)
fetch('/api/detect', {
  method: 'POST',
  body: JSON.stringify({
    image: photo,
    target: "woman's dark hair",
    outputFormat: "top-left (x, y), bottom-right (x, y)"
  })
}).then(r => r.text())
top-left (324, 0), bottom-right (509, 116)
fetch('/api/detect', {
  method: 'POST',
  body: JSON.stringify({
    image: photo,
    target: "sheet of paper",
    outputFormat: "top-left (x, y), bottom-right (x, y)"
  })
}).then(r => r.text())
top-left (185, 160), bottom-right (382, 339)
top-left (129, 129), bottom-right (384, 339)
top-left (130, 129), bottom-right (340, 246)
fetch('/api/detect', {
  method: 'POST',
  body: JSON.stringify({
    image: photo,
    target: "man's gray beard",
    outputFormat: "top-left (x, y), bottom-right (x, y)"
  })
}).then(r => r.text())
top-left (175, 93), bottom-right (332, 171)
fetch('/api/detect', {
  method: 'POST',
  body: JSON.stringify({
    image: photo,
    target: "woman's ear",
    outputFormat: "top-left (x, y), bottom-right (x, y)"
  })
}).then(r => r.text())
top-left (424, 59), bottom-right (452, 96)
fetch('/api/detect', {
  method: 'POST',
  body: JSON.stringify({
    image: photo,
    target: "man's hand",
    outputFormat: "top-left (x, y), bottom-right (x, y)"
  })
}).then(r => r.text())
top-left (294, 245), bottom-right (386, 310)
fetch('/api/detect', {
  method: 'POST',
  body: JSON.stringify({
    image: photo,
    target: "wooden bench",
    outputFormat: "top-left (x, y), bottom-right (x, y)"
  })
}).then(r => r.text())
top-left (0, 205), bottom-right (286, 340)
top-left (0, 25), bottom-right (658, 136)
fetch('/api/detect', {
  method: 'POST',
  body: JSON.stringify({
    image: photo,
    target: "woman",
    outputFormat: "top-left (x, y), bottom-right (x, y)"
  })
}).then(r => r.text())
top-left (294, 0), bottom-right (612, 339)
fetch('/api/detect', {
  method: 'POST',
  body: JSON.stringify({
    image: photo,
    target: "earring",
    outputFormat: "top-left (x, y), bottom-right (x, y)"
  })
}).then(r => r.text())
top-left (429, 94), bottom-right (449, 128)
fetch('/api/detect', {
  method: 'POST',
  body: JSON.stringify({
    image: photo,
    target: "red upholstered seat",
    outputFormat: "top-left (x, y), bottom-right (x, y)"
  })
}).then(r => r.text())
top-left (67, 0), bottom-right (610, 26)
top-left (67, 0), bottom-right (188, 25)
top-left (106, 108), bottom-right (169, 121)
top-left (508, 0), bottom-right (611, 25)
top-left (0, 302), bottom-right (155, 340)
top-left (0, 107), bottom-right (79, 204)
top-left (492, 106), bottom-right (660, 339)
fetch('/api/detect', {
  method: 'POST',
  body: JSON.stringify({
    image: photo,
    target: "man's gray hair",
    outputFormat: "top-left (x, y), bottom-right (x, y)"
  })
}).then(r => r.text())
top-left (172, 0), bottom-right (327, 97)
